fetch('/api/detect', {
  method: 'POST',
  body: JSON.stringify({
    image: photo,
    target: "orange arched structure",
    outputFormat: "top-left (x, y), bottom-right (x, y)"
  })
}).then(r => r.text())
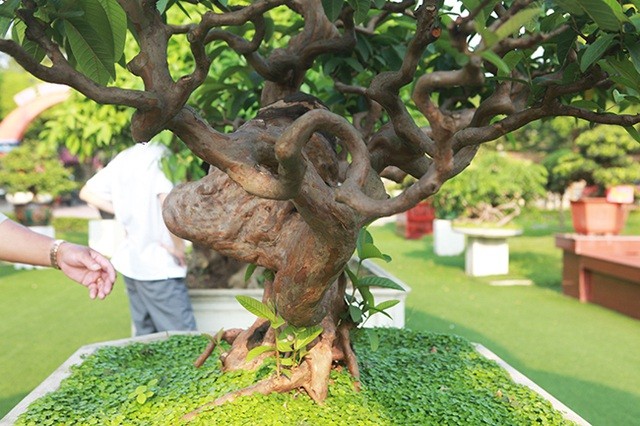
top-left (0, 83), bottom-right (70, 153)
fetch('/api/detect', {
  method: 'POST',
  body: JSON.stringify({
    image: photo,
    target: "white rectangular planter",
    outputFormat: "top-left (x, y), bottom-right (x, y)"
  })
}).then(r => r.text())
top-left (188, 259), bottom-right (410, 332)
top-left (2, 332), bottom-right (590, 425)
top-left (188, 287), bottom-right (264, 332)
top-left (433, 219), bottom-right (465, 256)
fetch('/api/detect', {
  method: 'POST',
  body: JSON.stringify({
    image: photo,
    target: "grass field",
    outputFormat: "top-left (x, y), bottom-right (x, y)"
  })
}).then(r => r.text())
top-left (369, 210), bottom-right (640, 426)
top-left (1, 211), bottom-right (640, 425)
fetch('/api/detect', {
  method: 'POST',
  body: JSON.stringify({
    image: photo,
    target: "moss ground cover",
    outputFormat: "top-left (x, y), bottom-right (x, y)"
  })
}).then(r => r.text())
top-left (15, 331), bottom-right (573, 425)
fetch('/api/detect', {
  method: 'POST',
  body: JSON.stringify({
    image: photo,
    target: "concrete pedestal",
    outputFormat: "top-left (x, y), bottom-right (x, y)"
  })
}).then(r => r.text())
top-left (453, 227), bottom-right (522, 277)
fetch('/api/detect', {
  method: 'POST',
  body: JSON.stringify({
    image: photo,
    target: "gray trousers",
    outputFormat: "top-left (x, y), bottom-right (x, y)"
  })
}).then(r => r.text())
top-left (123, 276), bottom-right (197, 336)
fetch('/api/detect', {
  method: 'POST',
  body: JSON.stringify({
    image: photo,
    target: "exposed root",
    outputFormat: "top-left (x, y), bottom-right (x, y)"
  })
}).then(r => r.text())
top-left (220, 319), bottom-right (273, 371)
top-left (185, 277), bottom-right (361, 421)
top-left (182, 363), bottom-right (312, 422)
top-left (337, 322), bottom-right (360, 388)
top-left (194, 329), bottom-right (244, 368)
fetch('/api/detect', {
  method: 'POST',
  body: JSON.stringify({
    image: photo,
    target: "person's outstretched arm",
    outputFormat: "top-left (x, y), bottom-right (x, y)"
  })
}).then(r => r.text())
top-left (0, 218), bottom-right (116, 299)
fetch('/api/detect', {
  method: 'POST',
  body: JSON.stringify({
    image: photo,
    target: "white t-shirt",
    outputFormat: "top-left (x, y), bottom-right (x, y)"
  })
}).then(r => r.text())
top-left (84, 143), bottom-right (186, 280)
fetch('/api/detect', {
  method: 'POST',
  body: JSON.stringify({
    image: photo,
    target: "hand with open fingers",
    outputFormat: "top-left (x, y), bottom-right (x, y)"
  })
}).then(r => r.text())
top-left (55, 242), bottom-right (116, 299)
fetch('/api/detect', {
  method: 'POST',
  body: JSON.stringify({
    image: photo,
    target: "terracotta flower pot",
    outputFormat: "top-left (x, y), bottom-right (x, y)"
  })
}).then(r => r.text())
top-left (570, 198), bottom-right (628, 235)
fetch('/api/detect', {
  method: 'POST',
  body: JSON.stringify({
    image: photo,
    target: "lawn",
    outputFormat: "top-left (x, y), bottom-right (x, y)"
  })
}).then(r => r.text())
top-left (1, 212), bottom-right (640, 425)
top-left (0, 219), bottom-right (131, 418)
top-left (369, 209), bottom-right (640, 426)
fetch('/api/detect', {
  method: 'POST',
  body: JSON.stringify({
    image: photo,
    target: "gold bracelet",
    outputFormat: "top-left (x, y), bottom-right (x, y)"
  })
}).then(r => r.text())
top-left (50, 239), bottom-right (66, 269)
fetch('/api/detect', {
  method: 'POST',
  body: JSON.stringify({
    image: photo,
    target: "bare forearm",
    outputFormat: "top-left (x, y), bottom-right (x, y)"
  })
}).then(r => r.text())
top-left (0, 220), bottom-right (54, 266)
top-left (79, 187), bottom-right (115, 214)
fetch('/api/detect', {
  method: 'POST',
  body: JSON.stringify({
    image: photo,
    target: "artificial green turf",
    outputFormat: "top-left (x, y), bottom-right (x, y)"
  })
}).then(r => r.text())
top-left (368, 210), bottom-right (640, 426)
top-left (1, 211), bottom-right (640, 425)
top-left (0, 224), bottom-right (131, 418)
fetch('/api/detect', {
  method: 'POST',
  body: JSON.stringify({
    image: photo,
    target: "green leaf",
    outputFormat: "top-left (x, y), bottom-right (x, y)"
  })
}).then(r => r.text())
top-left (246, 345), bottom-right (276, 361)
top-left (0, 0), bottom-right (19, 19)
top-left (553, 0), bottom-right (585, 15)
top-left (276, 339), bottom-right (293, 352)
top-left (349, 305), bottom-right (363, 323)
top-left (235, 296), bottom-right (276, 322)
top-left (367, 306), bottom-right (393, 320)
top-left (271, 315), bottom-right (286, 329)
top-left (321, 0), bottom-right (343, 22)
top-left (600, 57), bottom-right (640, 92)
top-left (625, 42), bottom-right (640, 76)
top-left (356, 227), bottom-right (373, 257)
top-left (11, 20), bottom-right (46, 63)
top-left (351, 0), bottom-right (371, 24)
top-left (570, 100), bottom-right (601, 110)
top-left (580, 33), bottom-right (616, 72)
top-left (62, 18), bottom-right (114, 84)
top-left (98, 0), bottom-right (127, 63)
top-left (502, 51), bottom-right (523, 72)
top-left (244, 264), bottom-right (257, 282)
top-left (279, 357), bottom-right (294, 366)
top-left (374, 299), bottom-right (400, 311)
top-left (136, 393), bottom-right (147, 404)
top-left (494, 7), bottom-right (542, 43)
top-left (480, 50), bottom-right (511, 76)
top-left (576, 0), bottom-right (627, 32)
top-left (293, 325), bottom-right (323, 350)
top-left (0, 17), bottom-right (11, 38)
top-left (624, 126), bottom-right (640, 143)
top-left (345, 266), bottom-right (359, 286)
top-left (358, 276), bottom-right (405, 291)
top-left (358, 243), bottom-right (391, 261)
top-left (357, 285), bottom-right (375, 309)
top-left (476, 26), bottom-right (498, 48)
top-left (555, 29), bottom-right (578, 66)
top-left (368, 329), bottom-right (380, 351)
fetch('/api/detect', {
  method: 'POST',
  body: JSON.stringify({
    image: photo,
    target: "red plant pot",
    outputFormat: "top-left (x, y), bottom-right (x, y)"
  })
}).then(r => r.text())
top-left (570, 198), bottom-right (629, 235)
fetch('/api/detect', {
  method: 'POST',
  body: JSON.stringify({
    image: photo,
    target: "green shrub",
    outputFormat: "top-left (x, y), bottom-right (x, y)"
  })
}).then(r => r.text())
top-left (432, 151), bottom-right (547, 225)
top-left (16, 330), bottom-right (575, 426)
top-left (544, 126), bottom-right (640, 196)
top-left (0, 141), bottom-right (77, 198)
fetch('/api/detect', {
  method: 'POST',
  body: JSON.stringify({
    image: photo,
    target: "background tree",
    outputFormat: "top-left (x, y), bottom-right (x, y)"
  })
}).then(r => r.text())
top-left (1, 0), bottom-right (640, 414)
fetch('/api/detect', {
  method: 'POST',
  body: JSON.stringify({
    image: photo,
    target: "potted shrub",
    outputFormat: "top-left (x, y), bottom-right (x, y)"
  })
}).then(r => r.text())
top-left (0, 141), bottom-right (77, 226)
top-left (443, 150), bottom-right (548, 229)
top-left (390, 176), bottom-right (436, 239)
top-left (442, 150), bottom-right (548, 276)
top-left (544, 126), bottom-right (640, 235)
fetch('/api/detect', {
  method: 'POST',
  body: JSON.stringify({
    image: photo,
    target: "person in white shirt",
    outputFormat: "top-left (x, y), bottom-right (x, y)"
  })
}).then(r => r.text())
top-left (0, 212), bottom-right (115, 299)
top-left (80, 142), bottom-right (196, 335)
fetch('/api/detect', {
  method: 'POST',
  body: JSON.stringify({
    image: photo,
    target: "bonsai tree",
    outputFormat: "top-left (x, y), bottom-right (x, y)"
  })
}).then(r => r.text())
top-left (544, 125), bottom-right (640, 198)
top-left (2, 0), bottom-right (640, 415)
top-left (0, 140), bottom-right (76, 204)
top-left (431, 150), bottom-right (547, 226)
